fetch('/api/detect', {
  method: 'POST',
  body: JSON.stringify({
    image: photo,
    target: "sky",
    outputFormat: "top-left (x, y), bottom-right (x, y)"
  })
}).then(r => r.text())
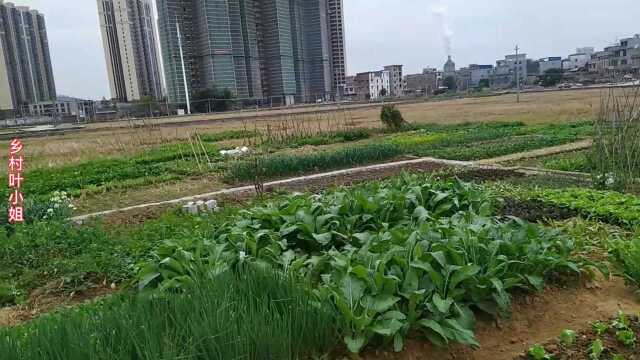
top-left (15, 0), bottom-right (640, 100)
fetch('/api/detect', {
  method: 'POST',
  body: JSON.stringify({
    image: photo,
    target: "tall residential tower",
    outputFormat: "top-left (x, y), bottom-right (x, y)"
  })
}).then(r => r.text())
top-left (0, 1), bottom-right (56, 110)
top-left (156, 0), bottom-right (346, 106)
top-left (97, 0), bottom-right (163, 102)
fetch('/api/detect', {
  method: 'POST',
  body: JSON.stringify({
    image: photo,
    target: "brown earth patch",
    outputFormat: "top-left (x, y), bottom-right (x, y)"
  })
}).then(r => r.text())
top-left (0, 284), bottom-right (116, 327)
top-left (514, 315), bottom-right (640, 359)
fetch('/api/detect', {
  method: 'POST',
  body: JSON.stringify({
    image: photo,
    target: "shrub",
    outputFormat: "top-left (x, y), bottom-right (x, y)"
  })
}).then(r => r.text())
top-left (380, 104), bottom-right (406, 129)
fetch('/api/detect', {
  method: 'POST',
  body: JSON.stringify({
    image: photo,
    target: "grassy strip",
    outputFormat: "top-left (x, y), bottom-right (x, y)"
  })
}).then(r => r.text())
top-left (260, 128), bottom-right (372, 149)
top-left (0, 268), bottom-right (337, 360)
top-left (541, 151), bottom-right (590, 172)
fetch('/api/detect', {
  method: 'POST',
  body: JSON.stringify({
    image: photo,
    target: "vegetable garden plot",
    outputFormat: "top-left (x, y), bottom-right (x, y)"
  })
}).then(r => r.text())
top-left (134, 174), bottom-right (595, 354)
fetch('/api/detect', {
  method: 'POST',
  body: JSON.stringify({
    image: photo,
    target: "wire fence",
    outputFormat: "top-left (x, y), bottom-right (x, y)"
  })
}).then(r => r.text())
top-left (0, 93), bottom-right (388, 129)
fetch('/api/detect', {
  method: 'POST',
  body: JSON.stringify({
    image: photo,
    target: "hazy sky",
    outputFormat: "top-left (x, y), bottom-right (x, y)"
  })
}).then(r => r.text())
top-left (15, 0), bottom-right (640, 100)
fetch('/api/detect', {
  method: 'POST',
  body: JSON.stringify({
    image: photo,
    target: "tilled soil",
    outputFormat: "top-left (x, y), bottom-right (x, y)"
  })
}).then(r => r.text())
top-left (499, 198), bottom-right (579, 223)
top-left (515, 315), bottom-right (640, 360)
top-left (358, 278), bottom-right (640, 360)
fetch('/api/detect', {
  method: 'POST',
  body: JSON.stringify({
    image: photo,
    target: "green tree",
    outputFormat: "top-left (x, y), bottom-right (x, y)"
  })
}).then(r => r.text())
top-left (539, 68), bottom-right (563, 87)
top-left (192, 88), bottom-right (234, 113)
top-left (478, 79), bottom-right (490, 90)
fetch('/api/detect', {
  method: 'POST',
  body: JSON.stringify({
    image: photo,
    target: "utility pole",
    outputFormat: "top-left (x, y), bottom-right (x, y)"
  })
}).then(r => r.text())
top-left (515, 45), bottom-right (521, 103)
top-left (176, 19), bottom-right (191, 115)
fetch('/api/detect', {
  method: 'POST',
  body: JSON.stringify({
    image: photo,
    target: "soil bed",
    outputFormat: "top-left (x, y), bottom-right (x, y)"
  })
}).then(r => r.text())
top-left (499, 198), bottom-right (580, 223)
top-left (515, 315), bottom-right (640, 360)
top-left (357, 278), bottom-right (640, 360)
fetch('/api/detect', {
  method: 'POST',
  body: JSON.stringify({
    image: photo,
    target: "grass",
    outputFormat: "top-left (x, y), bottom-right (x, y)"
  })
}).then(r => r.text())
top-left (198, 129), bottom-right (258, 143)
top-left (0, 267), bottom-right (337, 360)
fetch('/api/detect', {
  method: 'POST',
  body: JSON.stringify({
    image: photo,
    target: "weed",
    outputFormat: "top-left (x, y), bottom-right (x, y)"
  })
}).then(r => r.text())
top-left (616, 330), bottom-right (636, 347)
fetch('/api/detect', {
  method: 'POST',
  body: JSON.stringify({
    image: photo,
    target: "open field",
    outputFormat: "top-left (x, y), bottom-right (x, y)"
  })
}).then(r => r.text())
top-left (8, 89), bottom-right (602, 170)
top-left (5, 87), bottom-right (640, 359)
top-left (0, 120), bottom-right (593, 215)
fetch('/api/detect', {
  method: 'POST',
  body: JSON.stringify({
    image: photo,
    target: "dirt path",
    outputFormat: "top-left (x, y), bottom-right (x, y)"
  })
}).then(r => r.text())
top-left (70, 156), bottom-right (472, 224)
top-left (362, 278), bottom-right (640, 360)
top-left (475, 139), bottom-right (592, 165)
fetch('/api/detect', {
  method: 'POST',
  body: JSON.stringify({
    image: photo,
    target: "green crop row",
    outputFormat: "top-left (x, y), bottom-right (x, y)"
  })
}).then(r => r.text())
top-left (0, 267), bottom-right (336, 360)
top-left (509, 187), bottom-right (640, 228)
top-left (225, 142), bottom-right (402, 182)
top-left (225, 121), bottom-right (593, 183)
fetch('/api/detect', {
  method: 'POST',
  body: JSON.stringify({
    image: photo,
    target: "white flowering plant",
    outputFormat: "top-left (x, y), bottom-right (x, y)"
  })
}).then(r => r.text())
top-left (42, 191), bottom-right (76, 220)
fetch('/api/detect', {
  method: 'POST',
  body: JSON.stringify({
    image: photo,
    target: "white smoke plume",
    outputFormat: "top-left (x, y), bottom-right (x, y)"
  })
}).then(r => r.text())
top-left (431, 4), bottom-right (454, 56)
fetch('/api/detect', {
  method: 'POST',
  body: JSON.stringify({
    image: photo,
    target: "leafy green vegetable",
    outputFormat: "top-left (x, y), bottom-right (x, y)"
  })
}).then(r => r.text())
top-left (528, 344), bottom-right (551, 360)
top-left (592, 321), bottom-right (610, 336)
top-left (560, 329), bottom-right (576, 346)
top-left (134, 174), bottom-right (591, 353)
top-left (589, 338), bottom-right (604, 360)
top-left (616, 330), bottom-right (636, 347)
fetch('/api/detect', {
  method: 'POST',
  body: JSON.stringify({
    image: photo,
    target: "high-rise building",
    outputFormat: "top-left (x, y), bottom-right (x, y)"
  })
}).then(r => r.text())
top-left (0, 1), bottom-right (56, 110)
top-left (326, 0), bottom-right (346, 95)
top-left (156, 0), bottom-right (346, 106)
top-left (97, 0), bottom-right (163, 102)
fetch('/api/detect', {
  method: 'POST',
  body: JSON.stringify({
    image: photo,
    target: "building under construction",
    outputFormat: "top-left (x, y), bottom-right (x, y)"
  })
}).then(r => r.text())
top-left (156, 0), bottom-right (346, 106)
